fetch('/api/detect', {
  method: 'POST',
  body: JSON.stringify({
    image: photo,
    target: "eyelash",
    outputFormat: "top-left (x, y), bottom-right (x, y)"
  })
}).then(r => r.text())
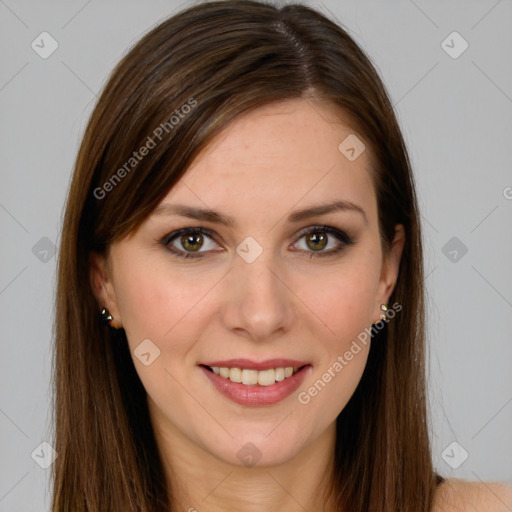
top-left (158, 225), bottom-right (355, 260)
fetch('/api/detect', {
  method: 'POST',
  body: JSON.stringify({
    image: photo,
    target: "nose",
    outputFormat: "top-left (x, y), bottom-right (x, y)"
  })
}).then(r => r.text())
top-left (220, 249), bottom-right (295, 342)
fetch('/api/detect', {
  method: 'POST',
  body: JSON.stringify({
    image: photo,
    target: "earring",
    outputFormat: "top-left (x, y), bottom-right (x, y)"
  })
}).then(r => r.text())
top-left (379, 303), bottom-right (388, 321)
top-left (100, 307), bottom-right (117, 328)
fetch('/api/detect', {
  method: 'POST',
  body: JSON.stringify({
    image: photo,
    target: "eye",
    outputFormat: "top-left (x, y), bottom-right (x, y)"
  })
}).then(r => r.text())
top-left (291, 225), bottom-right (355, 257)
top-left (159, 225), bottom-right (355, 259)
top-left (160, 227), bottom-right (220, 258)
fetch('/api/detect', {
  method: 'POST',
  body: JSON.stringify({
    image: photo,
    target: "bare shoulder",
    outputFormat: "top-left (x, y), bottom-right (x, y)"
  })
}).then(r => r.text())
top-left (433, 478), bottom-right (512, 512)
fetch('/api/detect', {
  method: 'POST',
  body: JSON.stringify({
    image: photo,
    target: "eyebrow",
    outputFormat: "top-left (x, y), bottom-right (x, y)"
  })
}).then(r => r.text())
top-left (152, 199), bottom-right (368, 226)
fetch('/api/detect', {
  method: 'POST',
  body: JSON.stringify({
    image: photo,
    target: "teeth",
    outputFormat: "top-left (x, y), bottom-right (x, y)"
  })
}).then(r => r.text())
top-left (210, 366), bottom-right (301, 386)
top-left (242, 369), bottom-right (258, 385)
top-left (229, 368), bottom-right (242, 383)
top-left (257, 369), bottom-right (275, 386)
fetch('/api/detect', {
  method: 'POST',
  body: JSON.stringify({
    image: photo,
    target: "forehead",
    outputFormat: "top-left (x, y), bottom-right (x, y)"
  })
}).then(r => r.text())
top-left (160, 98), bottom-right (376, 225)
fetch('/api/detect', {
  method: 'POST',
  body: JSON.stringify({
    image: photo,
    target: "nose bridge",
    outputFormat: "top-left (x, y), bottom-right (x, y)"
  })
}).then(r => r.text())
top-left (223, 242), bottom-right (293, 340)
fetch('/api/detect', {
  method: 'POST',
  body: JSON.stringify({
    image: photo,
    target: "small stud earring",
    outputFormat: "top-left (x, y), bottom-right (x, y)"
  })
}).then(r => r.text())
top-left (379, 303), bottom-right (388, 321)
top-left (100, 307), bottom-right (120, 328)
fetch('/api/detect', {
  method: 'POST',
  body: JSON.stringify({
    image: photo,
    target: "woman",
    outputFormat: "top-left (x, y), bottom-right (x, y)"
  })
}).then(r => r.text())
top-left (52, 1), bottom-right (512, 510)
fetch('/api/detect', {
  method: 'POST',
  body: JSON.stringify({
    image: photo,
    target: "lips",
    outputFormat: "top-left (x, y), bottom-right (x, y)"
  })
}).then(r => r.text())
top-left (198, 359), bottom-right (312, 407)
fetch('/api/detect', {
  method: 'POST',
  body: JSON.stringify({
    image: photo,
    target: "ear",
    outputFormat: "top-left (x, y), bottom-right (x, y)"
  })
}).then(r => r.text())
top-left (374, 224), bottom-right (405, 323)
top-left (89, 251), bottom-right (123, 328)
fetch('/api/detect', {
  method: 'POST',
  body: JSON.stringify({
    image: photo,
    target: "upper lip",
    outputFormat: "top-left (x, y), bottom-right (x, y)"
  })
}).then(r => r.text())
top-left (200, 359), bottom-right (311, 370)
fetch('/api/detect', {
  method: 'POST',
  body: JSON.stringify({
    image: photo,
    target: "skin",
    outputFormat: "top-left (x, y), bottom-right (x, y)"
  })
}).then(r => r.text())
top-left (433, 480), bottom-right (512, 512)
top-left (88, 98), bottom-right (511, 511)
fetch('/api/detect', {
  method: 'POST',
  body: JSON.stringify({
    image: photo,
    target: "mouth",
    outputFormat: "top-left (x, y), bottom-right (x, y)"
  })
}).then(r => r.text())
top-left (198, 359), bottom-right (312, 407)
top-left (199, 364), bottom-right (308, 386)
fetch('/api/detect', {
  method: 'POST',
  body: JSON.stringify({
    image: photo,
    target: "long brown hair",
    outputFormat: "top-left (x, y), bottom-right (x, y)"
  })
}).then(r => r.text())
top-left (52, 1), bottom-right (444, 510)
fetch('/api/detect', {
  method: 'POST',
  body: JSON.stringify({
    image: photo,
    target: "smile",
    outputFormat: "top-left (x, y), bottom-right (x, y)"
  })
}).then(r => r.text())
top-left (199, 359), bottom-right (312, 407)
top-left (203, 365), bottom-right (302, 386)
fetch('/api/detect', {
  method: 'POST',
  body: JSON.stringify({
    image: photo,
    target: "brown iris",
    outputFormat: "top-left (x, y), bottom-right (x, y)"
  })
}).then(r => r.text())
top-left (181, 233), bottom-right (204, 252)
top-left (305, 231), bottom-right (328, 251)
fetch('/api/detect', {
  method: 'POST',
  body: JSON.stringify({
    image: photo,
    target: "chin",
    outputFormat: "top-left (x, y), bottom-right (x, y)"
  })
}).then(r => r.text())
top-left (207, 423), bottom-right (312, 468)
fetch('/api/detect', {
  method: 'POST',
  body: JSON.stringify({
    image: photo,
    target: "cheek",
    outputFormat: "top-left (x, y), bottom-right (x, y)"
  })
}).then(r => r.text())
top-left (300, 254), bottom-right (380, 341)
top-left (293, 252), bottom-right (379, 419)
top-left (113, 254), bottom-right (209, 346)
top-left (112, 257), bottom-right (214, 420)
top-left (296, 279), bottom-right (374, 427)
top-left (297, 342), bottom-right (369, 438)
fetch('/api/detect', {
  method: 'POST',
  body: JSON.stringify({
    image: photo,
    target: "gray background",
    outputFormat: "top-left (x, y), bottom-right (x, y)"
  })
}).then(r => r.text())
top-left (1, 0), bottom-right (511, 510)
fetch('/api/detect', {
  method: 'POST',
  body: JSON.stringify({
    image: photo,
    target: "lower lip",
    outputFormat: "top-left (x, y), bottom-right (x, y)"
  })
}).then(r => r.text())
top-left (199, 365), bottom-right (312, 407)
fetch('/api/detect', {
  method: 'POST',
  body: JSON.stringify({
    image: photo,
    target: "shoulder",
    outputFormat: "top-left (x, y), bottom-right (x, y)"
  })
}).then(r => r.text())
top-left (433, 478), bottom-right (512, 512)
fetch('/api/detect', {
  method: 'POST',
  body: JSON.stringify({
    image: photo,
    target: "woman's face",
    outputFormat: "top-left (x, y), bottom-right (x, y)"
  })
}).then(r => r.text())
top-left (91, 98), bottom-right (404, 467)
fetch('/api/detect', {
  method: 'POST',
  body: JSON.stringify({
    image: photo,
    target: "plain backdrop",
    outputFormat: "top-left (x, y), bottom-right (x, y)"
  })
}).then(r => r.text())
top-left (1, 0), bottom-right (511, 510)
